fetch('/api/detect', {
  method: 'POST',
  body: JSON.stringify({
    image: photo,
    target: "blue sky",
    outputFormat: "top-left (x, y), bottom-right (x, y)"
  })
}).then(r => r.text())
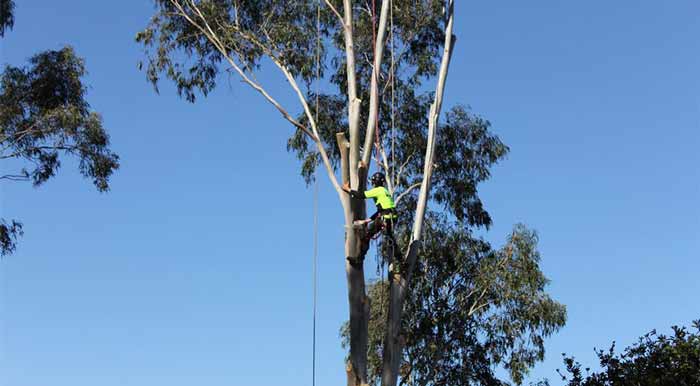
top-left (1, 1), bottom-right (698, 385)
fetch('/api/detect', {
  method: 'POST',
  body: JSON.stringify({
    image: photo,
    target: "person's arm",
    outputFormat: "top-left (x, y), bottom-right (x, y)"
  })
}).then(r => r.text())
top-left (363, 187), bottom-right (383, 199)
top-left (342, 183), bottom-right (368, 200)
top-left (349, 189), bottom-right (365, 199)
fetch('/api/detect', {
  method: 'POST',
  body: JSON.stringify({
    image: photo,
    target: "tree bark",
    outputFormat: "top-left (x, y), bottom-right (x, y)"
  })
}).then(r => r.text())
top-left (339, 130), bottom-right (370, 386)
top-left (361, 0), bottom-right (392, 167)
top-left (155, 3), bottom-right (458, 385)
top-left (338, 1), bottom-right (373, 384)
top-left (380, 3), bottom-right (455, 386)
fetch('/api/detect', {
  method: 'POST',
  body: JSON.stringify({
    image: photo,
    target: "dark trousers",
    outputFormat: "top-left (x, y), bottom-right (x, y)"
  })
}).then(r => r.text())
top-left (363, 217), bottom-right (399, 263)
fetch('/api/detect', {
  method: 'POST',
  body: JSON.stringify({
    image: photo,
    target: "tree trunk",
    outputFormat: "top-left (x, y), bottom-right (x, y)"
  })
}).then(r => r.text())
top-left (380, 2), bottom-right (455, 386)
top-left (338, 132), bottom-right (370, 386)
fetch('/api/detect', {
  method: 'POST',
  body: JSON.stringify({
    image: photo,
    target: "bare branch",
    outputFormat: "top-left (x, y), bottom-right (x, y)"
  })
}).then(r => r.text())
top-left (174, 0), bottom-right (342, 193)
top-left (394, 153), bottom-right (414, 187)
top-left (379, 145), bottom-right (393, 193)
top-left (0, 174), bottom-right (30, 182)
top-left (272, 57), bottom-right (342, 192)
top-left (468, 301), bottom-right (492, 316)
top-left (468, 287), bottom-right (489, 316)
top-left (0, 151), bottom-right (23, 160)
top-left (361, 0), bottom-right (391, 166)
top-left (410, 0), bottom-right (455, 242)
top-left (395, 182), bottom-right (421, 205)
top-left (0, 114), bottom-right (63, 145)
top-left (323, 0), bottom-right (344, 26)
top-left (169, 2), bottom-right (302, 127)
top-left (336, 132), bottom-right (351, 186)
top-left (381, 3), bottom-right (456, 386)
top-left (232, 0), bottom-right (239, 27)
top-left (170, 0), bottom-right (312, 138)
top-left (342, 0), bottom-right (363, 189)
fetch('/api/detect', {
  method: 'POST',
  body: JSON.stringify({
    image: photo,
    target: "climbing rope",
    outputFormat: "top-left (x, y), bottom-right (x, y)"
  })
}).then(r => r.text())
top-left (311, 168), bottom-right (318, 386)
top-left (390, 0), bottom-right (396, 190)
top-left (311, 1), bottom-right (321, 386)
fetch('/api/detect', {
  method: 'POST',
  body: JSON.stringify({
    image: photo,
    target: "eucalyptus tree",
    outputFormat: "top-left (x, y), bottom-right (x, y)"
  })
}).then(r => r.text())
top-left (557, 321), bottom-right (700, 386)
top-left (347, 219), bottom-right (566, 386)
top-left (137, 1), bottom-right (565, 385)
top-left (0, 1), bottom-right (119, 256)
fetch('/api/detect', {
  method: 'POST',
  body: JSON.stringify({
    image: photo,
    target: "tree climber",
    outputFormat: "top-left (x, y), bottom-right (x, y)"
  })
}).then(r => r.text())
top-left (342, 171), bottom-right (399, 270)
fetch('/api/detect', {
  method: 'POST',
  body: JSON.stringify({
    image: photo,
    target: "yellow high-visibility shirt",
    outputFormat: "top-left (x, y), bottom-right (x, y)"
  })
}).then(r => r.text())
top-left (364, 187), bottom-right (397, 219)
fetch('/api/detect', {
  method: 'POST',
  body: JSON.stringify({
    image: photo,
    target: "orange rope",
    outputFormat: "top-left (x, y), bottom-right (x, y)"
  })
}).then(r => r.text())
top-left (371, 0), bottom-right (382, 167)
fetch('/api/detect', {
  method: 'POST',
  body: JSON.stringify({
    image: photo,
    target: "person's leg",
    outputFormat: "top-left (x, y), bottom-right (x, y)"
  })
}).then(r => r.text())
top-left (382, 218), bottom-right (401, 273)
top-left (366, 218), bottom-right (383, 238)
top-left (359, 218), bottom-right (383, 258)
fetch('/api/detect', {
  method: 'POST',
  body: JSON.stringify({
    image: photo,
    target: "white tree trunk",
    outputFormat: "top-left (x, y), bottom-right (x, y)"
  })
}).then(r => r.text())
top-left (361, 0), bottom-right (392, 167)
top-left (167, 3), bottom-right (456, 385)
top-left (380, 3), bottom-right (455, 386)
top-left (337, 1), bottom-right (373, 384)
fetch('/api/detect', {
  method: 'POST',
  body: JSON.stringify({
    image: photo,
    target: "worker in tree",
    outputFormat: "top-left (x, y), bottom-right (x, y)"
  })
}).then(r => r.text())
top-left (342, 171), bottom-right (399, 269)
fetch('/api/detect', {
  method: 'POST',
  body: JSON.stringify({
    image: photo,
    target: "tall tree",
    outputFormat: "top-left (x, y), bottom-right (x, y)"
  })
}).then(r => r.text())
top-left (137, 1), bottom-right (564, 385)
top-left (0, 3), bottom-right (120, 256)
top-left (556, 321), bottom-right (700, 386)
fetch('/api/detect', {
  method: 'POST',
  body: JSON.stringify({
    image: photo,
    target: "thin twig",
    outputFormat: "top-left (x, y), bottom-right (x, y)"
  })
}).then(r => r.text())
top-left (394, 182), bottom-right (420, 205)
top-left (170, 0), bottom-right (342, 193)
top-left (323, 0), bottom-right (344, 26)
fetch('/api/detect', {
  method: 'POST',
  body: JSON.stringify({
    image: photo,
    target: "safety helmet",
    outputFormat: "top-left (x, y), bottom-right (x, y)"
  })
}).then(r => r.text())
top-left (370, 172), bottom-right (386, 187)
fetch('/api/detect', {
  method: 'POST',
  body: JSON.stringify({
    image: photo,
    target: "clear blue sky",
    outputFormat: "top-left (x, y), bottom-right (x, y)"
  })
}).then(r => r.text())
top-left (1, 1), bottom-right (698, 385)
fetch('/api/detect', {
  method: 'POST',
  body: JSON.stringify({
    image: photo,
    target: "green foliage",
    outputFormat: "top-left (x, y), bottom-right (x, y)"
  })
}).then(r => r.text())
top-left (432, 107), bottom-right (508, 226)
top-left (137, 2), bottom-right (564, 383)
top-left (0, 46), bottom-right (119, 190)
top-left (136, 0), bottom-right (324, 102)
top-left (0, 46), bottom-right (119, 255)
top-left (0, 219), bottom-right (22, 256)
top-left (136, 1), bottom-right (447, 180)
top-left (294, 0), bottom-right (448, 186)
top-left (137, 1), bottom-right (504, 226)
top-left (557, 321), bottom-right (700, 386)
top-left (344, 220), bottom-right (566, 386)
top-left (0, 0), bottom-right (13, 37)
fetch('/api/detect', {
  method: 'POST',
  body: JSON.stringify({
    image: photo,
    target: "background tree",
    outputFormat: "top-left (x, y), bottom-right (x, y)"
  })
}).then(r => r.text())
top-left (346, 221), bottom-right (566, 386)
top-left (137, 1), bottom-right (564, 385)
top-left (1, 0), bottom-right (14, 37)
top-left (0, 3), bottom-right (120, 256)
top-left (556, 321), bottom-right (700, 386)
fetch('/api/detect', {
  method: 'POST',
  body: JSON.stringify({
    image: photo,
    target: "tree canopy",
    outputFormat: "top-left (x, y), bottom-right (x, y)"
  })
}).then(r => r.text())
top-left (555, 321), bottom-right (700, 386)
top-left (1, 7), bottom-right (119, 255)
top-left (346, 219), bottom-right (566, 386)
top-left (137, 1), bottom-right (450, 191)
top-left (136, 2), bottom-right (565, 385)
